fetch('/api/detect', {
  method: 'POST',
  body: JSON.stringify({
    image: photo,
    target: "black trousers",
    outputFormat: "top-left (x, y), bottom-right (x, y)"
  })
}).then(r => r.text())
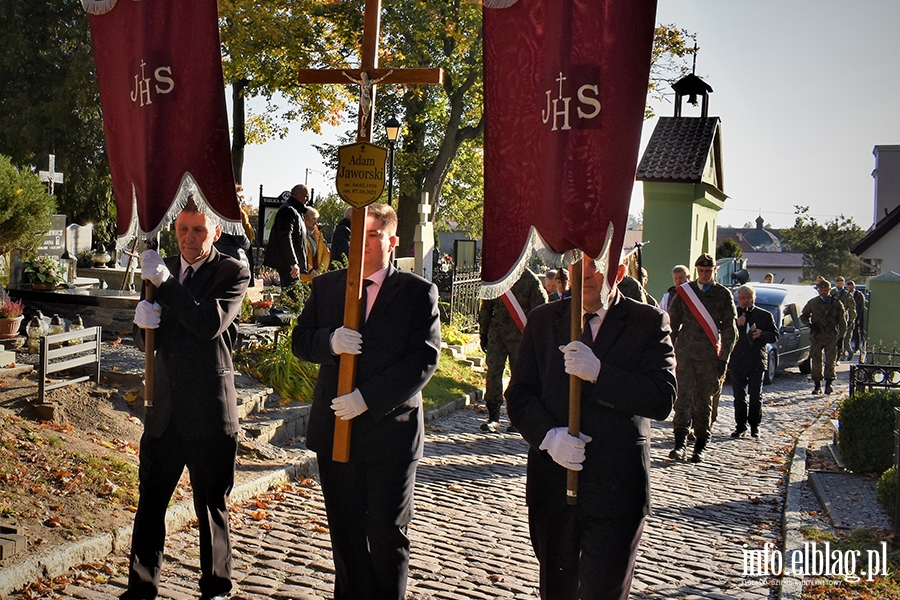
top-left (123, 423), bottom-right (237, 599)
top-left (529, 505), bottom-right (645, 600)
top-left (317, 451), bottom-right (418, 600)
top-left (731, 369), bottom-right (764, 428)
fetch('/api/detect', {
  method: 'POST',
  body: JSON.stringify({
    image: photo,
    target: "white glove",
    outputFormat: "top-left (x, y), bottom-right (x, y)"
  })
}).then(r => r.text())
top-left (330, 327), bottom-right (362, 355)
top-left (139, 250), bottom-right (171, 287)
top-left (133, 300), bottom-right (161, 329)
top-left (331, 388), bottom-right (368, 420)
top-left (539, 427), bottom-right (593, 471)
top-left (560, 341), bottom-right (601, 383)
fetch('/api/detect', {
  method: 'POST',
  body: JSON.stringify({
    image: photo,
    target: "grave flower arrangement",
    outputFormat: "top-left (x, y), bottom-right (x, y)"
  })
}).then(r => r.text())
top-left (23, 255), bottom-right (65, 286)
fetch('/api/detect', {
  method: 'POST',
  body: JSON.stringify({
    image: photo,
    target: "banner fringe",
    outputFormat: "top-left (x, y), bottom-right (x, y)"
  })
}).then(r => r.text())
top-left (115, 172), bottom-right (244, 249)
top-left (480, 224), bottom-right (620, 308)
top-left (81, 0), bottom-right (117, 15)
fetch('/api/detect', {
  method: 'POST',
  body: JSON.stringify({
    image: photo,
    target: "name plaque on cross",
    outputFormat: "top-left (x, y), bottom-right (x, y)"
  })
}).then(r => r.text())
top-left (336, 142), bottom-right (387, 208)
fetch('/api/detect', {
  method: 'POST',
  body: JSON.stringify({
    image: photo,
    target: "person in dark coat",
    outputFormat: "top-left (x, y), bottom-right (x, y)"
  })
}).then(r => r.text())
top-left (506, 258), bottom-right (676, 600)
top-left (728, 285), bottom-right (779, 439)
top-left (330, 206), bottom-right (353, 268)
top-left (126, 198), bottom-right (250, 600)
top-left (263, 184), bottom-right (309, 289)
top-left (291, 203), bottom-right (440, 600)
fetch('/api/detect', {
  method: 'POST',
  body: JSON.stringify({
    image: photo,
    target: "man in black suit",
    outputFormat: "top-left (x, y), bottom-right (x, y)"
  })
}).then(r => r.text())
top-left (263, 184), bottom-right (309, 289)
top-left (330, 206), bottom-right (353, 267)
top-left (126, 198), bottom-right (250, 600)
top-left (728, 284), bottom-right (778, 439)
top-left (507, 258), bottom-right (676, 600)
top-left (292, 203), bottom-right (440, 600)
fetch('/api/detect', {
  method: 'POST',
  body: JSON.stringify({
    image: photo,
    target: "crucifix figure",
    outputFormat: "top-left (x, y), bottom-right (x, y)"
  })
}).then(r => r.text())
top-left (296, 0), bottom-right (443, 463)
top-left (39, 154), bottom-right (65, 195)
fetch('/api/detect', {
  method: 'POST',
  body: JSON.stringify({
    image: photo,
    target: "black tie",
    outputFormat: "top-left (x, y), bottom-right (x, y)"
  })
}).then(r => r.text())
top-left (582, 313), bottom-right (598, 347)
top-left (361, 279), bottom-right (374, 323)
top-left (183, 265), bottom-right (194, 286)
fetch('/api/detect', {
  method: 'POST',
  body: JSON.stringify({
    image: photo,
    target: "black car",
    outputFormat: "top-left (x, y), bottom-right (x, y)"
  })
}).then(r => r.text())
top-left (733, 284), bottom-right (815, 383)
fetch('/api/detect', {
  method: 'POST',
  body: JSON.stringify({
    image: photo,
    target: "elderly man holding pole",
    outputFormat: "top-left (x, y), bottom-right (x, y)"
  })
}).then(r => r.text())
top-left (126, 198), bottom-right (249, 600)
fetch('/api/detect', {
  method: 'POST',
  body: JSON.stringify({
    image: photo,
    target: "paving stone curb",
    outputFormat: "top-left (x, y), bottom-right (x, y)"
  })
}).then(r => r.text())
top-left (779, 396), bottom-right (841, 600)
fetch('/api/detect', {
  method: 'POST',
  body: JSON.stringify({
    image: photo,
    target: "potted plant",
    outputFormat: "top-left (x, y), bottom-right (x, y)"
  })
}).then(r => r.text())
top-left (250, 299), bottom-right (273, 318)
top-left (0, 290), bottom-right (25, 338)
top-left (23, 255), bottom-right (65, 290)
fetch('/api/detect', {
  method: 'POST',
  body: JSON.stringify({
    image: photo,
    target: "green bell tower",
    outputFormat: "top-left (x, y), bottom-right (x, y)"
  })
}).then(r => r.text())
top-left (636, 72), bottom-right (726, 301)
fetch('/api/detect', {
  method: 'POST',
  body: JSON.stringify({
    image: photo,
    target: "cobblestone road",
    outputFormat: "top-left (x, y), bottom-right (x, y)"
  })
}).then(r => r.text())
top-left (20, 368), bottom-right (840, 600)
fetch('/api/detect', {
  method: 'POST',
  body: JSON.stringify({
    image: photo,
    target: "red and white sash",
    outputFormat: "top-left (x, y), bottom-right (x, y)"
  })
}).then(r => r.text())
top-left (500, 290), bottom-right (528, 334)
top-left (674, 282), bottom-right (721, 356)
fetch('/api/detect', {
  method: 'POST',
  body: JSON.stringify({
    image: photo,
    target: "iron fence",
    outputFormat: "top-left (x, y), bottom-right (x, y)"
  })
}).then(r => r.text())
top-left (851, 344), bottom-right (900, 395)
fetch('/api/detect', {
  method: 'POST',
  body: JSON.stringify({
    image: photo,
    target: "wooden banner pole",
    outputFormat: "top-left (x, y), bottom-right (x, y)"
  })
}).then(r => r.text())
top-left (567, 257), bottom-right (584, 505)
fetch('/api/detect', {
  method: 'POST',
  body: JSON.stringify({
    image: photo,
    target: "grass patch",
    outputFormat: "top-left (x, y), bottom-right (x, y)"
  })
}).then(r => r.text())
top-left (800, 527), bottom-right (900, 598)
top-left (423, 353), bottom-right (484, 412)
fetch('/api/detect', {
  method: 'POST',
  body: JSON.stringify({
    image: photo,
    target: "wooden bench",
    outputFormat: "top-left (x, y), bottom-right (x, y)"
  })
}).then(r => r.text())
top-left (38, 326), bottom-right (102, 402)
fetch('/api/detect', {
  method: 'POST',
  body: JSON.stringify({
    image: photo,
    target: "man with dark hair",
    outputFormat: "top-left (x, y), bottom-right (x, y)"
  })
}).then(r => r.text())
top-left (292, 203), bottom-right (440, 599)
top-left (847, 280), bottom-right (867, 358)
top-left (263, 184), bottom-right (309, 289)
top-left (507, 257), bottom-right (675, 600)
top-left (331, 206), bottom-right (353, 267)
top-left (667, 253), bottom-right (737, 463)
top-left (126, 199), bottom-right (250, 600)
top-left (831, 276), bottom-right (856, 361)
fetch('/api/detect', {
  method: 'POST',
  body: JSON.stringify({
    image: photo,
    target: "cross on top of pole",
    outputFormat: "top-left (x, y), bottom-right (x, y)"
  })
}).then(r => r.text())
top-left (296, 0), bottom-right (443, 142)
top-left (295, 0), bottom-right (443, 464)
top-left (38, 154), bottom-right (65, 195)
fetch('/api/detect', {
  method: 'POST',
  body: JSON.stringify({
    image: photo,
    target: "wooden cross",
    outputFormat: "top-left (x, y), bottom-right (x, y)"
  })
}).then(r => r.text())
top-left (296, 0), bottom-right (443, 463)
top-left (39, 154), bottom-right (65, 195)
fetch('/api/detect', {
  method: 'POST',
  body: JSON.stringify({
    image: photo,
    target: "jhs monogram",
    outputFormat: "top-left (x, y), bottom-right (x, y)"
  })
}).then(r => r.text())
top-left (131, 60), bottom-right (174, 107)
top-left (541, 71), bottom-right (601, 131)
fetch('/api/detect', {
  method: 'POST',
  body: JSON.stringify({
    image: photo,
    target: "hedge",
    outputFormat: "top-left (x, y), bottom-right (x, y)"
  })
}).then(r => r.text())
top-left (839, 390), bottom-right (900, 473)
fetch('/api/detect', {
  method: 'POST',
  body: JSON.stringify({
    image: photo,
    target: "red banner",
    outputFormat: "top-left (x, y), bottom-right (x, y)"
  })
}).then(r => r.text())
top-left (84, 0), bottom-right (241, 245)
top-left (481, 0), bottom-right (657, 297)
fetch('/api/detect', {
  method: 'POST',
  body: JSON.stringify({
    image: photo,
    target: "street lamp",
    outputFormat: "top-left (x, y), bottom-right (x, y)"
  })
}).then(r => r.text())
top-left (385, 116), bottom-right (401, 208)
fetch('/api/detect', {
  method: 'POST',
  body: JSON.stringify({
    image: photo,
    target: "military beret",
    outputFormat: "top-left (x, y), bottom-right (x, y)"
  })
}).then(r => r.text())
top-left (694, 253), bottom-right (714, 267)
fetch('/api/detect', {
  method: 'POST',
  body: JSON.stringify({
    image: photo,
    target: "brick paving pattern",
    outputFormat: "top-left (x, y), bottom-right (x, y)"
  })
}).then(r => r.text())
top-left (11, 368), bottom-right (844, 599)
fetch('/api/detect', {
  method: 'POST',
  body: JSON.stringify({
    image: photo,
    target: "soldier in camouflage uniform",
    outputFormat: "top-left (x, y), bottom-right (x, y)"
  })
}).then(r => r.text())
top-left (667, 254), bottom-right (738, 463)
top-left (831, 276), bottom-right (856, 361)
top-left (478, 268), bottom-right (547, 432)
top-left (802, 279), bottom-right (846, 394)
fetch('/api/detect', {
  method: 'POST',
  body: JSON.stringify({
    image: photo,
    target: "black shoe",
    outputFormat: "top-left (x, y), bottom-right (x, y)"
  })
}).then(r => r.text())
top-left (480, 421), bottom-right (500, 433)
top-left (691, 437), bottom-right (709, 463)
top-left (812, 382), bottom-right (822, 394)
top-left (669, 446), bottom-right (686, 460)
top-left (750, 426), bottom-right (759, 438)
top-left (825, 380), bottom-right (834, 395)
top-left (731, 427), bottom-right (747, 438)
top-left (669, 431), bottom-right (688, 460)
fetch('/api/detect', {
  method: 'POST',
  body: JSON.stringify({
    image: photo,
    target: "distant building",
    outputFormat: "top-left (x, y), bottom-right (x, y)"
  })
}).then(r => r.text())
top-left (741, 252), bottom-right (804, 285)
top-left (850, 145), bottom-right (900, 277)
top-left (717, 216), bottom-right (783, 252)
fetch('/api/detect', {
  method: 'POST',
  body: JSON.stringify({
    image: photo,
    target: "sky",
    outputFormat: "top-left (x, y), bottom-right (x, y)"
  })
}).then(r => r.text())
top-left (236, 0), bottom-right (900, 231)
